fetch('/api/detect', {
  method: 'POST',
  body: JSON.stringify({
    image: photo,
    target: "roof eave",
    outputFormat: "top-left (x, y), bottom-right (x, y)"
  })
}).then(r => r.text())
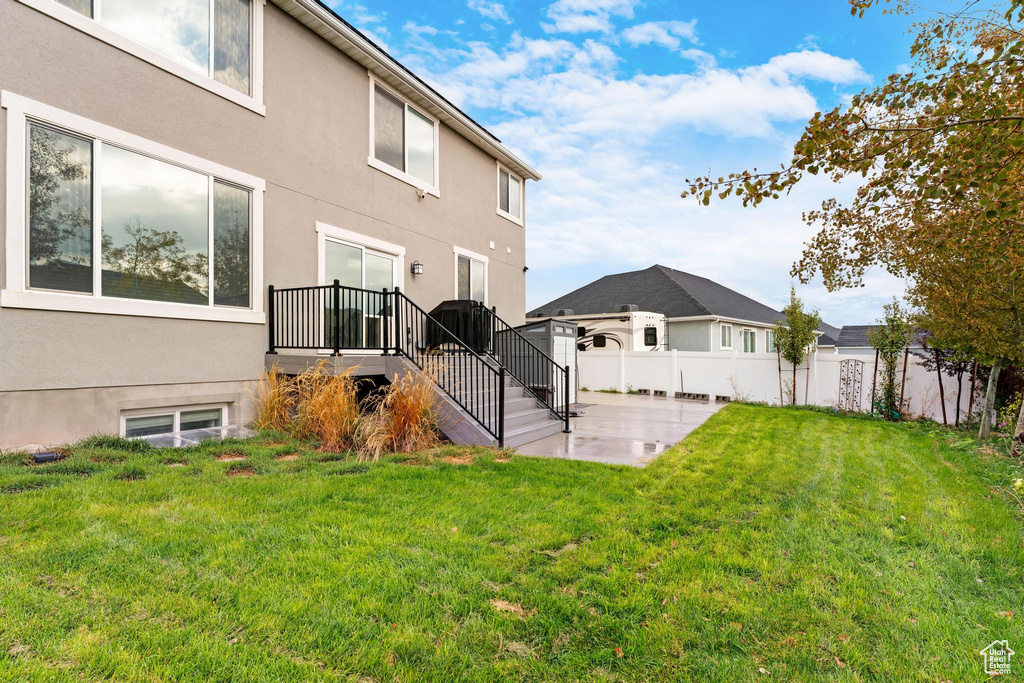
top-left (273, 0), bottom-right (542, 181)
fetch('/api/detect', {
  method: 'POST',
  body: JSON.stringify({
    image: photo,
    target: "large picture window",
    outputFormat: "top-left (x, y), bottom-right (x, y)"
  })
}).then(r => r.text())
top-left (5, 92), bottom-right (264, 323)
top-left (370, 81), bottom-right (439, 194)
top-left (49, 0), bottom-right (253, 95)
top-left (28, 127), bottom-right (251, 307)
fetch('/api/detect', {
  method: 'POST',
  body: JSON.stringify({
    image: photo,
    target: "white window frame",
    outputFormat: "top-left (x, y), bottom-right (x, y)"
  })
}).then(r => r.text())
top-left (315, 222), bottom-right (406, 292)
top-left (496, 161), bottom-right (524, 226)
top-left (367, 75), bottom-right (441, 198)
top-left (14, 0), bottom-right (265, 115)
top-left (120, 403), bottom-right (227, 438)
top-left (741, 328), bottom-right (756, 353)
top-left (720, 323), bottom-right (733, 350)
top-left (1, 91), bottom-right (265, 324)
top-left (766, 329), bottom-right (777, 353)
top-left (453, 245), bottom-right (488, 306)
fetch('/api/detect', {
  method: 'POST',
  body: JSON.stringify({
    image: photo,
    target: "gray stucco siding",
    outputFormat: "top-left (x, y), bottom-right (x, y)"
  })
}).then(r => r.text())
top-left (0, 0), bottom-right (528, 445)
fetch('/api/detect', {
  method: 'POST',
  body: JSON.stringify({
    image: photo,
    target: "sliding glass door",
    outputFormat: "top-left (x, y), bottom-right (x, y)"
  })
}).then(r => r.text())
top-left (323, 238), bottom-right (395, 349)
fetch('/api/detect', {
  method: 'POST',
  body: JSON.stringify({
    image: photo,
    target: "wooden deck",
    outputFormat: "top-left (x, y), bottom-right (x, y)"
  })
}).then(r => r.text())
top-left (265, 352), bottom-right (391, 377)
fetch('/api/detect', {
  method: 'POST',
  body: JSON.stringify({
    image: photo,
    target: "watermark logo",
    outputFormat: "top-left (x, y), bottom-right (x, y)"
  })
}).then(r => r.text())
top-left (981, 640), bottom-right (1014, 676)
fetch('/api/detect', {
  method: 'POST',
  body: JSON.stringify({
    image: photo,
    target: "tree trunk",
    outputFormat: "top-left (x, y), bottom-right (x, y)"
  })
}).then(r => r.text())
top-left (979, 358), bottom-right (1003, 440)
top-left (1013, 398), bottom-right (1024, 457)
top-left (792, 361), bottom-right (797, 405)
top-left (954, 370), bottom-right (963, 428)
top-left (934, 349), bottom-right (947, 426)
top-left (899, 348), bottom-right (909, 414)
top-left (967, 360), bottom-right (978, 430)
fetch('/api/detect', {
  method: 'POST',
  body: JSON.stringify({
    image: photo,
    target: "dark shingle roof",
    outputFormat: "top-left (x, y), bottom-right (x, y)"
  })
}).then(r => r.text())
top-left (834, 325), bottom-right (879, 348)
top-left (817, 322), bottom-right (842, 346)
top-left (528, 265), bottom-right (787, 326)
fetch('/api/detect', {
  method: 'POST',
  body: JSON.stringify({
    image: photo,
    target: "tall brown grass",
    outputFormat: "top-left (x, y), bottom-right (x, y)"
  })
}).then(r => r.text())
top-left (290, 361), bottom-right (363, 452)
top-left (362, 369), bottom-right (440, 460)
top-left (250, 364), bottom-right (294, 432)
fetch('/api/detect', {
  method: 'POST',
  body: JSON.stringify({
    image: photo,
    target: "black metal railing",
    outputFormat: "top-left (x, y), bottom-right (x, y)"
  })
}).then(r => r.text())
top-left (474, 302), bottom-right (571, 433)
top-left (392, 293), bottom-right (505, 446)
top-left (267, 283), bottom-right (505, 446)
top-left (267, 281), bottom-right (390, 355)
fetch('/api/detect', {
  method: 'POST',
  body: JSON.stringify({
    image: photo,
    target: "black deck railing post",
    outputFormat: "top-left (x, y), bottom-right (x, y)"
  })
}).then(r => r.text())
top-left (332, 279), bottom-right (341, 356)
top-left (563, 366), bottom-right (571, 433)
top-left (267, 285), bottom-right (277, 354)
top-left (393, 287), bottom-right (403, 356)
top-left (382, 288), bottom-right (390, 355)
top-left (498, 366), bottom-right (506, 448)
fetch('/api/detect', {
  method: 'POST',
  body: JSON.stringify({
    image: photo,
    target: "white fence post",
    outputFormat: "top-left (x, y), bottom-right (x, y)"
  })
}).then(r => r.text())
top-left (618, 349), bottom-right (626, 393)
top-left (670, 349), bottom-right (678, 395)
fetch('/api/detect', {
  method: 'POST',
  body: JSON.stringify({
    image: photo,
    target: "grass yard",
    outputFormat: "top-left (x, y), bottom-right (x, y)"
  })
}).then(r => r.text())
top-left (1, 405), bottom-right (1023, 680)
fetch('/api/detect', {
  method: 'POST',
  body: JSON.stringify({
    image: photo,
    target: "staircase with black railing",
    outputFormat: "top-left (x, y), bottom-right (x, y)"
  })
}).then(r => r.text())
top-left (471, 302), bottom-right (571, 435)
top-left (267, 283), bottom-right (569, 448)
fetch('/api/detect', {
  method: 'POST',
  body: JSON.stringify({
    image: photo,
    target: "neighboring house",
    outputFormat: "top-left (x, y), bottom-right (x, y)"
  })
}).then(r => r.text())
top-left (0, 0), bottom-right (554, 449)
top-left (815, 322), bottom-right (842, 352)
top-left (528, 265), bottom-right (831, 354)
top-left (824, 325), bottom-right (926, 355)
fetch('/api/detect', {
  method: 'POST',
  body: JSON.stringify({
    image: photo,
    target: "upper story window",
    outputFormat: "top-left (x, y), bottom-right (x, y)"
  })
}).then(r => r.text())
top-left (497, 164), bottom-right (523, 224)
top-left (23, 0), bottom-right (262, 112)
top-left (54, 0), bottom-right (252, 94)
top-left (2, 91), bottom-right (265, 324)
top-left (370, 80), bottom-right (439, 196)
top-left (766, 329), bottom-right (777, 353)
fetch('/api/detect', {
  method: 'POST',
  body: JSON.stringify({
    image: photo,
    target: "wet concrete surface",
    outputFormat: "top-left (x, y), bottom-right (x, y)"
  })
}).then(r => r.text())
top-left (515, 391), bottom-right (725, 467)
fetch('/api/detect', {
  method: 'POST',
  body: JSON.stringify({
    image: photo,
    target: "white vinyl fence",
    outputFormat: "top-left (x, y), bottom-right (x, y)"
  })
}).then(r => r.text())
top-left (578, 350), bottom-right (975, 424)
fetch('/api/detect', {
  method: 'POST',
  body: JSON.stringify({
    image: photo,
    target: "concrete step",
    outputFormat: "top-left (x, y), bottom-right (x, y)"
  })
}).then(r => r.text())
top-left (504, 417), bottom-right (565, 448)
top-left (504, 407), bottom-right (557, 430)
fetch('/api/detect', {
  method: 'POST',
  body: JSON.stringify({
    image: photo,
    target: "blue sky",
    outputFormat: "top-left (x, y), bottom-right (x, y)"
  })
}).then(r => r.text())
top-left (327, 0), bottom-right (922, 326)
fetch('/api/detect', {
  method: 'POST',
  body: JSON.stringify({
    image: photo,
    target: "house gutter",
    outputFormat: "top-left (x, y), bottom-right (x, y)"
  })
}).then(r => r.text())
top-left (273, 0), bottom-right (542, 182)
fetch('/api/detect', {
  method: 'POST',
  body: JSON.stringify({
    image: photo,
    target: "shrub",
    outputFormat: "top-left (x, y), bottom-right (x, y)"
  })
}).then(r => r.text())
top-left (251, 365), bottom-right (295, 432)
top-left (290, 361), bottom-right (362, 452)
top-left (362, 369), bottom-right (440, 460)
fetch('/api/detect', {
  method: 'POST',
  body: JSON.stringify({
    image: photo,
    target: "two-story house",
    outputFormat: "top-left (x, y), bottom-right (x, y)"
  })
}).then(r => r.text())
top-left (0, 0), bottom-right (567, 450)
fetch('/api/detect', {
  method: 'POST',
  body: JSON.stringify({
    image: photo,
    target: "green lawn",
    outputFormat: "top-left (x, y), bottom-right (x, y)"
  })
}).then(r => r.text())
top-left (1, 405), bottom-right (1022, 681)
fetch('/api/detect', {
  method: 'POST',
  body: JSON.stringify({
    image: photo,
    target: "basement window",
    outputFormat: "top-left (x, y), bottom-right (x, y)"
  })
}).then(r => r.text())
top-left (122, 405), bottom-right (226, 438)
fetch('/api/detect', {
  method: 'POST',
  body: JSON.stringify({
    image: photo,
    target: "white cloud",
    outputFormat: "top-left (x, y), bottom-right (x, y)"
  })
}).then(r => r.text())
top-left (622, 20), bottom-right (698, 50)
top-left (468, 0), bottom-right (512, 24)
top-left (542, 0), bottom-right (637, 34)
top-left (395, 17), bottom-right (888, 325)
top-left (403, 21), bottom-right (440, 37)
top-left (763, 50), bottom-right (870, 84)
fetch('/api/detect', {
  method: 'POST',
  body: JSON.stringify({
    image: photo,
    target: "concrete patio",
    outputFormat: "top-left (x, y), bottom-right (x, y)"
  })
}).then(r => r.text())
top-left (515, 391), bottom-right (725, 467)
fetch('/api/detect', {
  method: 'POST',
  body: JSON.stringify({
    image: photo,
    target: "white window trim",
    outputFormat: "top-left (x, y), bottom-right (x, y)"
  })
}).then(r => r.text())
top-left (367, 75), bottom-right (440, 198)
top-left (495, 161), bottom-right (524, 226)
top-left (1, 91), bottom-right (266, 324)
top-left (14, 0), bottom-right (265, 116)
top-left (720, 323), bottom-right (733, 350)
top-left (121, 403), bottom-right (227, 438)
top-left (766, 329), bottom-right (777, 353)
top-left (453, 245), bottom-right (488, 306)
top-left (315, 222), bottom-right (406, 292)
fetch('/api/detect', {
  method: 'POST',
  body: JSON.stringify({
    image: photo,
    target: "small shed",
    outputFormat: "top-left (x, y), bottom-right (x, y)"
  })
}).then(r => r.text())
top-left (515, 318), bottom-right (578, 406)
